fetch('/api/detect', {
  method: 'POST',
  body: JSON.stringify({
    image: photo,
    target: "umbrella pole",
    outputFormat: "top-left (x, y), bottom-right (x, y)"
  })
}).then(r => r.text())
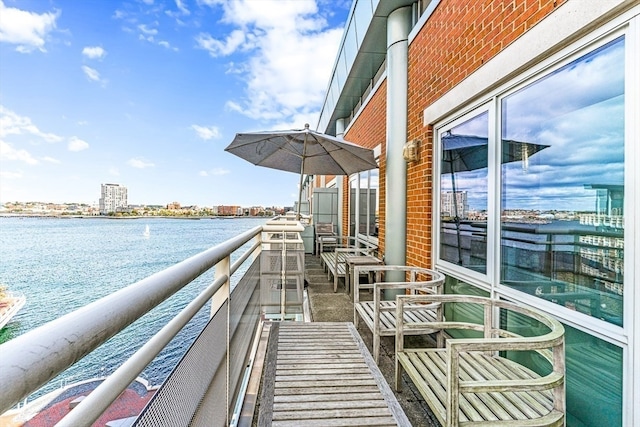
top-left (296, 132), bottom-right (309, 221)
top-left (450, 171), bottom-right (463, 265)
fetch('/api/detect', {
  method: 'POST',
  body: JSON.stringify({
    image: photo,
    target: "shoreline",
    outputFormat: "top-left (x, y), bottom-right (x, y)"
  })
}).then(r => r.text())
top-left (0, 214), bottom-right (269, 220)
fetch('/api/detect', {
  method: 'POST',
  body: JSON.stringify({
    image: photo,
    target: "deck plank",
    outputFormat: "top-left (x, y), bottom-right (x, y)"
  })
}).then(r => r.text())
top-left (258, 322), bottom-right (410, 426)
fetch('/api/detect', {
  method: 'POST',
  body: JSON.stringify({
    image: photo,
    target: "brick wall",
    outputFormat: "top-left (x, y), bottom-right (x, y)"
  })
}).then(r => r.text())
top-left (344, 80), bottom-right (387, 252)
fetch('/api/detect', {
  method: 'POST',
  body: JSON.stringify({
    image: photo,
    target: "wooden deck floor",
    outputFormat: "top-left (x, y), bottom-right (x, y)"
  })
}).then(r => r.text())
top-left (258, 322), bottom-right (410, 427)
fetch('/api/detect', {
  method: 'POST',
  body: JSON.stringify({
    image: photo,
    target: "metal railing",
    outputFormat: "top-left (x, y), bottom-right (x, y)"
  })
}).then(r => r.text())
top-left (0, 218), bottom-right (305, 426)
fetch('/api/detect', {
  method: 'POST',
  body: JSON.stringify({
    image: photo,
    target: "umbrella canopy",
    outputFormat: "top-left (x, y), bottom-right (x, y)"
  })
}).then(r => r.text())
top-left (442, 134), bottom-right (549, 174)
top-left (441, 133), bottom-right (548, 264)
top-left (225, 124), bottom-right (377, 218)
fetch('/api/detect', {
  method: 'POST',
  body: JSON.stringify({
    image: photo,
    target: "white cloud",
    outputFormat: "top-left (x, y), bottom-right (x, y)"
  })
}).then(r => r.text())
top-left (199, 168), bottom-right (230, 176)
top-left (0, 169), bottom-right (23, 179)
top-left (196, 30), bottom-right (246, 57)
top-left (68, 136), bottom-right (89, 152)
top-left (0, 0), bottom-right (60, 53)
top-left (138, 24), bottom-right (158, 36)
top-left (43, 156), bottom-right (61, 163)
top-left (191, 124), bottom-right (221, 140)
top-left (200, 0), bottom-right (345, 124)
top-left (175, 0), bottom-right (190, 15)
top-left (128, 158), bottom-right (155, 168)
top-left (158, 40), bottom-right (176, 50)
top-left (81, 65), bottom-right (101, 82)
top-left (82, 46), bottom-right (106, 59)
top-left (0, 141), bottom-right (39, 165)
top-left (0, 106), bottom-right (64, 143)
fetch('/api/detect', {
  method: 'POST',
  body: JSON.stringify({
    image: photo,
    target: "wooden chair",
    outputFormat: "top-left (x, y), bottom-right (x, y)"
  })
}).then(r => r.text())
top-left (395, 294), bottom-right (566, 426)
top-left (353, 265), bottom-right (444, 363)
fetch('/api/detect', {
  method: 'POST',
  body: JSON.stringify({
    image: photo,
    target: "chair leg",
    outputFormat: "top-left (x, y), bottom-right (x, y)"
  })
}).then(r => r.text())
top-left (373, 334), bottom-right (380, 364)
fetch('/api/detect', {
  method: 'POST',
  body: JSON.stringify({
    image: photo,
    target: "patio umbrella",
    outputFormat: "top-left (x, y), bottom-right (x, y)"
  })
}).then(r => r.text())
top-left (441, 133), bottom-right (548, 264)
top-left (225, 124), bottom-right (378, 219)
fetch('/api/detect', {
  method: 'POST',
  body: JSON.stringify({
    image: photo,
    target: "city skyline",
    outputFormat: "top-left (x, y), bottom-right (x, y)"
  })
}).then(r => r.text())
top-left (0, 0), bottom-right (351, 207)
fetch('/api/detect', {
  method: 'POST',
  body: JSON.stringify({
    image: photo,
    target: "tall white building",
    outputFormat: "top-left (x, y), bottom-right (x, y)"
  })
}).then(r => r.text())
top-left (99, 183), bottom-right (128, 214)
top-left (441, 191), bottom-right (468, 219)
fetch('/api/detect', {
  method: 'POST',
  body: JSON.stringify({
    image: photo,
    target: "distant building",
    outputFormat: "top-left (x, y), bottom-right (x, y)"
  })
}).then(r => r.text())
top-left (441, 191), bottom-right (468, 219)
top-left (99, 184), bottom-right (128, 214)
top-left (217, 205), bottom-right (241, 216)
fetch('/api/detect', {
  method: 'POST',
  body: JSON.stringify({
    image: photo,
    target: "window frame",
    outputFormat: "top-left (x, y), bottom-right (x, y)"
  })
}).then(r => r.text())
top-left (435, 104), bottom-right (497, 290)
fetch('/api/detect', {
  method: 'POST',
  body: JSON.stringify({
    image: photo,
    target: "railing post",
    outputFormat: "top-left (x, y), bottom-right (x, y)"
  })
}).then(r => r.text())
top-left (213, 256), bottom-right (231, 318)
top-left (214, 255), bottom-right (231, 425)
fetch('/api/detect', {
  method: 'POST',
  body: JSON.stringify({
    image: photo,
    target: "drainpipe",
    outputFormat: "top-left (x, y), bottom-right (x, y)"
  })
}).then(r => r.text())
top-left (336, 118), bottom-right (345, 237)
top-left (385, 6), bottom-right (411, 297)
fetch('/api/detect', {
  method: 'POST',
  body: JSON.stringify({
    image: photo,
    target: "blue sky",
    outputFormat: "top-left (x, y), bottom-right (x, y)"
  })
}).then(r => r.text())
top-left (0, 0), bottom-right (351, 207)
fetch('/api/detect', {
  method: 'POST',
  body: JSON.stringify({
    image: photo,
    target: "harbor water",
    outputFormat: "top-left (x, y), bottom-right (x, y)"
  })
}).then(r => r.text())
top-left (0, 216), bottom-right (267, 400)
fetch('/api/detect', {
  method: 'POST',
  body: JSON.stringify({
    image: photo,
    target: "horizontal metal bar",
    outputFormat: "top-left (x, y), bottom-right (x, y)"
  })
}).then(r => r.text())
top-left (231, 238), bottom-right (262, 276)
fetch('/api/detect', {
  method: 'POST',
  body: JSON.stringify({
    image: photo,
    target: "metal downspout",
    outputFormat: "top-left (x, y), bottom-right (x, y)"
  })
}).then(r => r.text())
top-left (336, 118), bottom-right (345, 236)
top-left (384, 6), bottom-right (411, 297)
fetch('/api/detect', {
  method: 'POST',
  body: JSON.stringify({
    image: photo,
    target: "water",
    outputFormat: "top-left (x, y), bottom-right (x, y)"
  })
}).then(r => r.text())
top-left (0, 216), bottom-right (267, 399)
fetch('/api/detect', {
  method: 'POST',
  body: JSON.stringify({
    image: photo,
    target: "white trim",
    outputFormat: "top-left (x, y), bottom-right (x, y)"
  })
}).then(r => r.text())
top-left (625, 13), bottom-right (640, 427)
top-left (424, 0), bottom-right (637, 126)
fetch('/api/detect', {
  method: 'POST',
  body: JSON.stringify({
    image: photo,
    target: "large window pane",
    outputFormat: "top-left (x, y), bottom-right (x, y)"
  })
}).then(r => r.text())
top-left (440, 111), bottom-right (488, 273)
top-left (501, 37), bottom-right (624, 326)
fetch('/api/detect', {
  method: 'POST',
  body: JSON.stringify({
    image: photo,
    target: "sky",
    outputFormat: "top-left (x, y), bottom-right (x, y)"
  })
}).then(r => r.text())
top-left (442, 37), bottom-right (625, 213)
top-left (0, 0), bottom-right (351, 207)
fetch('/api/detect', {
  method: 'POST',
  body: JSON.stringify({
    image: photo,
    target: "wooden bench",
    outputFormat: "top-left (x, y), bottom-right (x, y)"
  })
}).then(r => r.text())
top-left (353, 265), bottom-right (445, 363)
top-left (318, 236), bottom-right (378, 292)
top-left (395, 294), bottom-right (565, 427)
top-left (321, 247), bottom-right (375, 292)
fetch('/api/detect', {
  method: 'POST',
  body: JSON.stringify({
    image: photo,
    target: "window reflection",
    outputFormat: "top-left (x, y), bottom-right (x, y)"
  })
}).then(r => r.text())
top-left (501, 37), bottom-right (625, 326)
top-left (440, 111), bottom-right (488, 273)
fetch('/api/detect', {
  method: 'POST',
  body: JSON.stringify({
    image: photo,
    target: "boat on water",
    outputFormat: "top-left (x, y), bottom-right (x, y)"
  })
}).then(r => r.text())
top-left (0, 288), bottom-right (26, 330)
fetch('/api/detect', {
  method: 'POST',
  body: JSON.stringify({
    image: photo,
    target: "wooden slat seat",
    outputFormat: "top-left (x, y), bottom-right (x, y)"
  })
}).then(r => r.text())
top-left (395, 294), bottom-right (566, 427)
top-left (259, 322), bottom-right (410, 426)
top-left (321, 245), bottom-right (378, 292)
top-left (353, 265), bottom-right (445, 363)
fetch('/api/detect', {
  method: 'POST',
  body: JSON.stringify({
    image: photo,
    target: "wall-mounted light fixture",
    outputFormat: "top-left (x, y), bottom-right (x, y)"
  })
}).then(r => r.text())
top-left (403, 139), bottom-right (420, 163)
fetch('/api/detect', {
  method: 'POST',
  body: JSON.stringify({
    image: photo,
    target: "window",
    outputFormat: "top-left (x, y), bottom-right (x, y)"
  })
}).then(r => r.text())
top-left (500, 37), bottom-right (624, 326)
top-left (437, 36), bottom-right (626, 327)
top-left (439, 111), bottom-right (489, 274)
